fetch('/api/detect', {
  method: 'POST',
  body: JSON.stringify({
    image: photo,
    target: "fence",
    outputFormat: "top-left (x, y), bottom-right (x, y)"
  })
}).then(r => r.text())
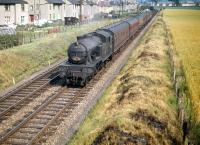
top-left (163, 17), bottom-right (191, 144)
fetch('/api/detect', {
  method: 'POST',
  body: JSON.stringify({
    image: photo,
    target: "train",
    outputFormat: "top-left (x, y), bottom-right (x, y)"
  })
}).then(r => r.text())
top-left (59, 9), bottom-right (157, 86)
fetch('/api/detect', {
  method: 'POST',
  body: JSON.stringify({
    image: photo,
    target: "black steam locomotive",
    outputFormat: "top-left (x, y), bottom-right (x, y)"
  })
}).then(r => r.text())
top-left (59, 9), bottom-right (156, 86)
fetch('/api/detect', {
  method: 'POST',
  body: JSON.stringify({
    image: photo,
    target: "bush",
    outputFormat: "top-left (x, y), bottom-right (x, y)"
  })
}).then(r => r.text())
top-left (0, 34), bottom-right (19, 50)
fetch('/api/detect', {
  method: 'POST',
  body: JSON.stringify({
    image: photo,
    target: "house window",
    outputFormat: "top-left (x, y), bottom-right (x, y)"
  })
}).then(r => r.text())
top-left (21, 16), bottom-right (25, 23)
top-left (5, 5), bottom-right (10, 11)
top-left (36, 4), bottom-right (39, 10)
top-left (21, 4), bottom-right (25, 11)
top-left (5, 16), bottom-right (10, 23)
top-left (53, 5), bottom-right (55, 10)
top-left (30, 5), bottom-right (33, 11)
top-left (50, 4), bottom-right (52, 10)
top-left (53, 13), bottom-right (55, 19)
top-left (50, 14), bottom-right (52, 20)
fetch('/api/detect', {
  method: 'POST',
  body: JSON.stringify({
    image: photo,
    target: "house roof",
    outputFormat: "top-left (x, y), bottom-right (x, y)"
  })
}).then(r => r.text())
top-left (0, 0), bottom-right (28, 4)
top-left (68, 0), bottom-right (80, 4)
top-left (46, 0), bottom-right (65, 4)
top-left (86, 1), bottom-right (97, 5)
top-left (68, 0), bottom-right (86, 5)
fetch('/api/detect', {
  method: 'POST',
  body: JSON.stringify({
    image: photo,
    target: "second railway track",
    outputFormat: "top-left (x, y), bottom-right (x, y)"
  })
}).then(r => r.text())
top-left (0, 60), bottom-right (64, 122)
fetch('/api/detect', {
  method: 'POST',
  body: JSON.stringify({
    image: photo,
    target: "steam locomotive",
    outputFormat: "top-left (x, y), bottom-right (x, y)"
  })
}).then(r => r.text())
top-left (59, 9), bottom-right (156, 86)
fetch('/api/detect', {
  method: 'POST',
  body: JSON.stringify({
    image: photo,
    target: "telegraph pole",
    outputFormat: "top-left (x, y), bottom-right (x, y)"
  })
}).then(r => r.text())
top-left (121, 0), bottom-right (124, 15)
top-left (79, 0), bottom-right (83, 23)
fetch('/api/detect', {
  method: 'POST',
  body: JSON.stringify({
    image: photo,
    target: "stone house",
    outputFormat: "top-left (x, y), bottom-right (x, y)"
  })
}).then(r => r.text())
top-left (0, 0), bottom-right (29, 25)
top-left (26, 0), bottom-right (66, 22)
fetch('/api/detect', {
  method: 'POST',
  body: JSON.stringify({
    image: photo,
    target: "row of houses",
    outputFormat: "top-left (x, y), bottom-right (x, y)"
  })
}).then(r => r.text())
top-left (0, 0), bottom-right (137, 26)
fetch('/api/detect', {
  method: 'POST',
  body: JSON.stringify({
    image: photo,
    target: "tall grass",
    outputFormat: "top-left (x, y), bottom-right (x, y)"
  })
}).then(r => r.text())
top-left (163, 9), bottom-right (200, 119)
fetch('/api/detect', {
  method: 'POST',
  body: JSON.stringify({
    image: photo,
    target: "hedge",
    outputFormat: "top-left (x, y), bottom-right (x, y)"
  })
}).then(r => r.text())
top-left (0, 34), bottom-right (20, 50)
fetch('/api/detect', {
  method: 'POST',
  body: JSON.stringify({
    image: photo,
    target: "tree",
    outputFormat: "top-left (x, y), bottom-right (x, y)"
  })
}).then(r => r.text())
top-left (168, 0), bottom-right (180, 6)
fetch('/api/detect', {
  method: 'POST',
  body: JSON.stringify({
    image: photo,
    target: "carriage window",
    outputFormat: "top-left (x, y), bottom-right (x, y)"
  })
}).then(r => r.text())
top-left (109, 37), bottom-right (111, 42)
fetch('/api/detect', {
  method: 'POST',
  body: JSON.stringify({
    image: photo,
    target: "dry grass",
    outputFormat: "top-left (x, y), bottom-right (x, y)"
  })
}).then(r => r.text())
top-left (0, 20), bottom-right (117, 91)
top-left (163, 9), bottom-right (200, 119)
top-left (69, 15), bottom-right (182, 145)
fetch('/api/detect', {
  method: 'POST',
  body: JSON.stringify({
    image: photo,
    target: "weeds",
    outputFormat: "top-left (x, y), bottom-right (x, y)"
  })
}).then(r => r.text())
top-left (92, 124), bottom-right (150, 145)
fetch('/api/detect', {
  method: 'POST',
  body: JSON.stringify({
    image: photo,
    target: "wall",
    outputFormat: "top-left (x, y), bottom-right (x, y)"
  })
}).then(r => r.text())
top-left (15, 4), bottom-right (29, 25)
top-left (0, 4), bottom-right (29, 25)
top-left (0, 4), bottom-right (15, 25)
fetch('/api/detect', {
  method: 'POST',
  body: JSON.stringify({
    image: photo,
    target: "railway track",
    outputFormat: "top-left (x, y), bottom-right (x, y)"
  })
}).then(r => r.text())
top-left (0, 13), bottom-right (157, 145)
top-left (0, 64), bottom-right (61, 122)
top-left (0, 87), bottom-right (78, 144)
top-left (0, 79), bottom-right (99, 145)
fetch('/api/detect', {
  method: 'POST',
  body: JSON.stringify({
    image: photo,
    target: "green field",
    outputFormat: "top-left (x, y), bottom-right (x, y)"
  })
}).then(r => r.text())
top-left (69, 15), bottom-right (182, 145)
top-left (163, 9), bottom-right (200, 122)
top-left (0, 20), bottom-right (117, 91)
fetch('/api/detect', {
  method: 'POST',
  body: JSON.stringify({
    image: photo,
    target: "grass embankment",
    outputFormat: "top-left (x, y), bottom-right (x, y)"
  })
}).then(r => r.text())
top-left (0, 20), bottom-right (117, 91)
top-left (69, 14), bottom-right (182, 144)
top-left (163, 9), bottom-right (200, 143)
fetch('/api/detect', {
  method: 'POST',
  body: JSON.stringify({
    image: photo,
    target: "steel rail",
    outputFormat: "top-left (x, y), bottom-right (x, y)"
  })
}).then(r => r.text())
top-left (0, 87), bottom-right (65, 144)
top-left (0, 68), bottom-right (56, 102)
top-left (0, 74), bottom-right (59, 119)
top-left (0, 58), bottom-right (65, 102)
top-left (27, 90), bottom-right (82, 145)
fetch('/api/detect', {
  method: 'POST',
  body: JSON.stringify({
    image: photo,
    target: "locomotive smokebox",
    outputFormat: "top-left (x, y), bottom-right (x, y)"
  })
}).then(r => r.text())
top-left (68, 43), bottom-right (87, 64)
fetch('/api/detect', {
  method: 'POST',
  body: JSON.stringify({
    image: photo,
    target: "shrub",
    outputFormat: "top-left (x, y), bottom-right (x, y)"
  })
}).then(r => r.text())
top-left (0, 34), bottom-right (19, 50)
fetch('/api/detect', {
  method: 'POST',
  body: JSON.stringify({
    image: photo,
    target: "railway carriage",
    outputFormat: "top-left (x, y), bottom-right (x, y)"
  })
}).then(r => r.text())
top-left (103, 21), bottom-right (129, 52)
top-left (125, 17), bottom-right (140, 37)
top-left (59, 9), bottom-right (156, 86)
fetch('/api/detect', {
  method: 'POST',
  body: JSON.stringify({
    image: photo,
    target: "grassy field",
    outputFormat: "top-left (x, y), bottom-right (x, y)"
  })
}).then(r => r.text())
top-left (163, 10), bottom-right (200, 122)
top-left (69, 14), bottom-right (182, 145)
top-left (162, 6), bottom-right (200, 10)
top-left (0, 20), bottom-right (117, 91)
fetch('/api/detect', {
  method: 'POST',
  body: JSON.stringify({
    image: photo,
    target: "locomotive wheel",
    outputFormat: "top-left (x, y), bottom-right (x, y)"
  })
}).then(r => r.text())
top-left (80, 79), bottom-right (86, 87)
top-left (60, 78), bottom-right (66, 86)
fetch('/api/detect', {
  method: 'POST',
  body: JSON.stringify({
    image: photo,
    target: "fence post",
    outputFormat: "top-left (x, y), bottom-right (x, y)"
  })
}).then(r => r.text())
top-left (12, 77), bottom-right (16, 85)
top-left (30, 31), bottom-right (32, 43)
top-left (22, 31), bottom-right (24, 44)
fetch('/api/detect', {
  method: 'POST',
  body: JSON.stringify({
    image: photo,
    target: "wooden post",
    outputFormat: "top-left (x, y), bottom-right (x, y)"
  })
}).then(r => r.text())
top-left (79, 0), bottom-right (83, 24)
top-left (12, 77), bottom-right (16, 85)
